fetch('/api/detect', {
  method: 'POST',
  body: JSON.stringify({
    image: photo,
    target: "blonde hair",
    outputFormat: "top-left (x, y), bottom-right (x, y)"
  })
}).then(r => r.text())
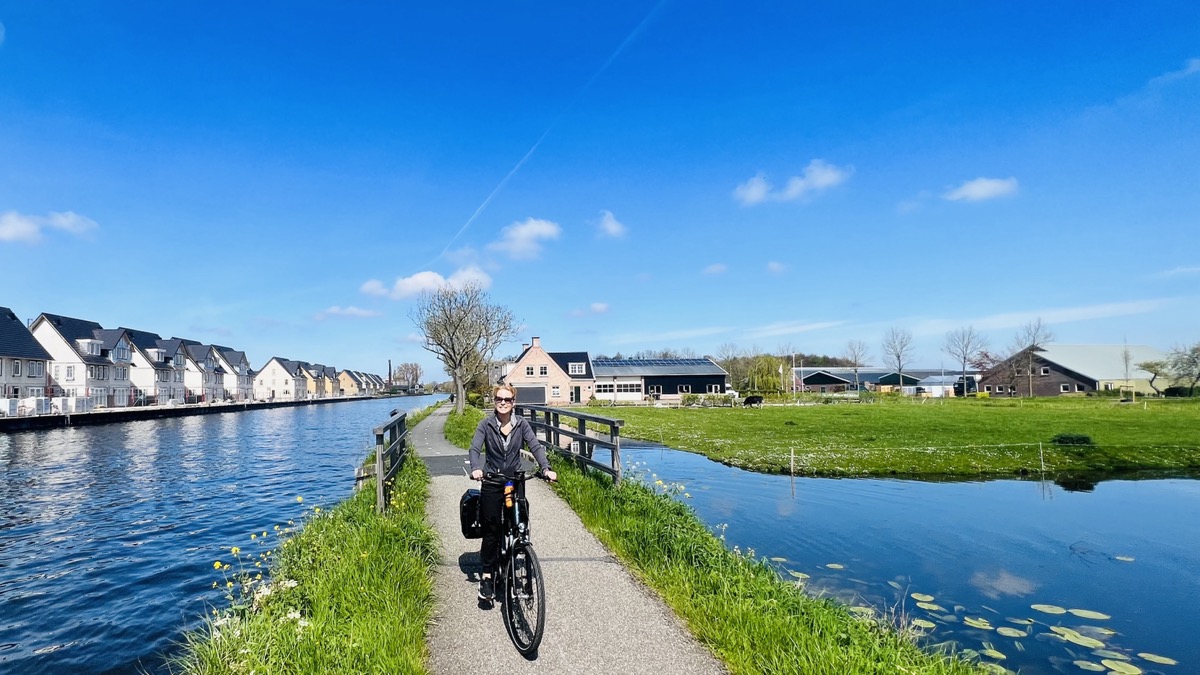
top-left (493, 384), bottom-right (516, 400)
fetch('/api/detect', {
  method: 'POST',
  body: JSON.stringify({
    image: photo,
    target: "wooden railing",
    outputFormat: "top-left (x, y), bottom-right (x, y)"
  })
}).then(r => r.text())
top-left (355, 410), bottom-right (409, 513)
top-left (515, 405), bottom-right (624, 485)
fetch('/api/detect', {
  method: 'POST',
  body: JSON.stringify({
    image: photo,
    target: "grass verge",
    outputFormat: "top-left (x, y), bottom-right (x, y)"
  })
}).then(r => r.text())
top-left (596, 398), bottom-right (1200, 477)
top-left (172, 432), bottom-right (438, 673)
top-left (442, 405), bottom-right (980, 673)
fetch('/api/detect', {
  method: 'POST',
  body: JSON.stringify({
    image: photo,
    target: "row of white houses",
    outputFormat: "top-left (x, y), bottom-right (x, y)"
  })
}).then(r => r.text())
top-left (1, 307), bottom-right (385, 414)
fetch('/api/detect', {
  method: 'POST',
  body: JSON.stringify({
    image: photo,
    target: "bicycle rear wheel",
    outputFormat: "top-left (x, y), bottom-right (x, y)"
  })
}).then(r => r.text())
top-left (501, 542), bottom-right (546, 655)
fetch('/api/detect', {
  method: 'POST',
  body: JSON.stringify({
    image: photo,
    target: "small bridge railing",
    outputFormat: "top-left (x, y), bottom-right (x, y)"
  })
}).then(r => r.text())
top-left (354, 410), bottom-right (409, 513)
top-left (515, 404), bottom-right (624, 485)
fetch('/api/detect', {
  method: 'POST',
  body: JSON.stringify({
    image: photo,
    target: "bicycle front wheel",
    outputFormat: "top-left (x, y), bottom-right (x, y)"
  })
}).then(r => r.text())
top-left (502, 542), bottom-right (546, 655)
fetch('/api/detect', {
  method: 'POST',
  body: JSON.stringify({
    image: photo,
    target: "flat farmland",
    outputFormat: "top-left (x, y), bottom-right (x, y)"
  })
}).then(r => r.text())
top-left (594, 398), bottom-right (1200, 477)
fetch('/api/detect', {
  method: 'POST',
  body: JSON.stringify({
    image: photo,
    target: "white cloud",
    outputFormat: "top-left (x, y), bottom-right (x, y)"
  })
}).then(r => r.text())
top-left (910, 299), bottom-right (1170, 336)
top-left (0, 210), bottom-right (99, 243)
top-left (609, 326), bottom-right (731, 345)
top-left (487, 217), bottom-right (561, 259)
top-left (1155, 266), bottom-right (1200, 279)
top-left (734, 160), bottom-right (852, 206)
top-left (943, 177), bottom-right (1019, 202)
top-left (597, 210), bottom-right (626, 238)
top-left (360, 265), bottom-right (492, 300)
top-left (744, 320), bottom-right (844, 339)
top-left (570, 302), bottom-right (610, 318)
top-left (766, 261), bottom-right (786, 275)
top-left (1146, 58), bottom-right (1200, 89)
top-left (703, 263), bottom-right (727, 275)
top-left (315, 306), bottom-right (383, 321)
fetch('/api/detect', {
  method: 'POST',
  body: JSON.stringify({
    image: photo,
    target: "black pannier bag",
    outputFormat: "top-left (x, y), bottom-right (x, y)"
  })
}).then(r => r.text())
top-left (460, 488), bottom-right (482, 539)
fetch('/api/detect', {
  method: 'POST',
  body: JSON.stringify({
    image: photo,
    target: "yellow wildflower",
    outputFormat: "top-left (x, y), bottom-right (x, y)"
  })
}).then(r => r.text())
top-left (214, 560), bottom-right (222, 569)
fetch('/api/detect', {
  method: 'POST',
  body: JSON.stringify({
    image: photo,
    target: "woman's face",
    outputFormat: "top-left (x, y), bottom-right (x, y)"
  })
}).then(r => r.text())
top-left (494, 389), bottom-right (515, 411)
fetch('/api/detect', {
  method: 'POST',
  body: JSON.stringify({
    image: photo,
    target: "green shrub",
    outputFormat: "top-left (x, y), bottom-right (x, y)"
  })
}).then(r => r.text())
top-left (1051, 433), bottom-right (1093, 446)
top-left (681, 393), bottom-right (702, 406)
top-left (466, 392), bottom-right (483, 408)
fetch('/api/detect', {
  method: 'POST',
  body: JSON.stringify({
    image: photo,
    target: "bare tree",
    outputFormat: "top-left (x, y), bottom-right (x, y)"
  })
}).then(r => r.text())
top-left (392, 362), bottom-right (424, 388)
top-left (1168, 342), bottom-right (1200, 397)
top-left (1012, 318), bottom-right (1054, 397)
top-left (881, 327), bottom-right (914, 394)
top-left (943, 326), bottom-right (988, 397)
top-left (411, 284), bottom-right (518, 414)
top-left (1136, 360), bottom-right (1169, 396)
top-left (843, 339), bottom-right (870, 392)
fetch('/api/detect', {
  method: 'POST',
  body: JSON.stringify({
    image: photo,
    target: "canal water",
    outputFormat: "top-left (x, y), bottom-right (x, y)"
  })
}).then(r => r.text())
top-left (0, 395), bottom-right (445, 674)
top-left (621, 443), bottom-right (1198, 674)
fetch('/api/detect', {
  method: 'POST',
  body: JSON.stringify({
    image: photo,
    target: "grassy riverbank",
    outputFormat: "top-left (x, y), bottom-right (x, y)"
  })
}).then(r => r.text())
top-left (173, 404), bottom-right (441, 674)
top-left (444, 406), bottom-right (983, 674)
top-left (598, 397), bottom-right (1200, 477)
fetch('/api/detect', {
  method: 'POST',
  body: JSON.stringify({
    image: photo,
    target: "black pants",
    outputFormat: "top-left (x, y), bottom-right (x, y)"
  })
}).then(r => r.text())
top-left (479, 479), bottom-right (505, 574)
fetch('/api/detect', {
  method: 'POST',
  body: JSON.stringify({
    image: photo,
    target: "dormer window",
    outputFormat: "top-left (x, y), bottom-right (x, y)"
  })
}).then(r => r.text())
top-left (569, 363), bottom-right (585, 375)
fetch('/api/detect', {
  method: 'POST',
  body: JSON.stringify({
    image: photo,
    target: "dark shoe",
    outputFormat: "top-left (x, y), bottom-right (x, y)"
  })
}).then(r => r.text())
top-left (478, 576), bottom-right (494, 601)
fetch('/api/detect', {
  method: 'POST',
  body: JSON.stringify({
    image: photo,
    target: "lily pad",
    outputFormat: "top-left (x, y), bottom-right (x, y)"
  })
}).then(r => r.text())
top-left (787, 570), bottom-right (810, 580)
top-left (826, 563), bottom-right (844, 569)
top-left (847, 606), bottom-right (875, 618)
top-left (911, 592), bottom-right (935, 602)
top-left (917, 601), bottom-right (945, 611)
top-left (912, 618), bottom-right (936, 629)
top-left (1072, 661), bottom-right (1106, 672)
top-left (1031, 603), bottom-right (1067, 614)
top-left (1093, 649), bottom-right (1129, 660)
top-left (1006, 618), bottom-right (1035, 626)
top-left (770, 557), bottom-right (787, 562)
top-left (1101, 660), bottom-right (1142, 674)
top-left (981, 648), bottom-right (1006, 660)
top-left (1137, 653), bottom-right (1178, 666)
top-left (1068, 608), bottom-right (1111, 620)
top-left (1063, 633), bottom-right (1105, 649)
top-left (964, 617), bottom-right (994, 630)
top-left (887, 580), bottom-right (904, 590)
top-left (1114, 555), bottom-right (1135, 562)
top-left (996, 627), bottom-right (1026, 638)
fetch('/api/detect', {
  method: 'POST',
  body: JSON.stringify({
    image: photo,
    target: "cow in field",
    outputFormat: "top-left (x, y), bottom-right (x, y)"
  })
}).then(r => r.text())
top-left (742, 395), bottom-right (764, 408)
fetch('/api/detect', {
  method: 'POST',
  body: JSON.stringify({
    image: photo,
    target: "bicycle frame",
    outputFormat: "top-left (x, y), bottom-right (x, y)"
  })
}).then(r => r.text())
top-left (482, 471), bottom-right (545, 654)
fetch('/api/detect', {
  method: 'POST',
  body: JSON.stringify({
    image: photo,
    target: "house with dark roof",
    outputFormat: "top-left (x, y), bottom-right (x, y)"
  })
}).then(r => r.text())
top-left (339, 369), bottom-right (365, 397)
top-left (213, 346), bottom-right (254, 401)
top-left (501, 337), bottom-right (595, 405)
top-left (979, 344), bottom-right (1168, 397)
top-left (30, 312), bottom-right (131, 408)
top-left (122, 327), bottom-right (175, 404)
top-left (254, 357), bottom-right (307, 401)
top-left (592, 357), bottom-right (728, 403)
top-left (178, 341), bottom-right (225, 402)
top-left (1, 307), bottom-right (52, 401)
top-left (155, 337), bottom-right (189, 402)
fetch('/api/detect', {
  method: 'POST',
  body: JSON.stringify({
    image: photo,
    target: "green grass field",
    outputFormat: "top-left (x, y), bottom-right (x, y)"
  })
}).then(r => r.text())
top-left (591, 397), bottom-right (1200, 477)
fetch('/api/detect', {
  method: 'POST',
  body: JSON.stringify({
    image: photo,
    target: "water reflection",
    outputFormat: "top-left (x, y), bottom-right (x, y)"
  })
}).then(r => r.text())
top-left (623, 443), bottom-right (1200, 675)
top-left (0, 395), bottom-right (444, 674)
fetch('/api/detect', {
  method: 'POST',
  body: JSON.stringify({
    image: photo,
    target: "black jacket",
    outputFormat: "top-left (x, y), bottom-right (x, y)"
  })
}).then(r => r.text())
top-left (468, 412), bottom-right (551, 476)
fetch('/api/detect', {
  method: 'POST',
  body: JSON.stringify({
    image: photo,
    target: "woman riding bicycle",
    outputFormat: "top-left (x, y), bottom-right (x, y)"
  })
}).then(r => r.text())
top-left (468, 384), bottom-right (557, 601)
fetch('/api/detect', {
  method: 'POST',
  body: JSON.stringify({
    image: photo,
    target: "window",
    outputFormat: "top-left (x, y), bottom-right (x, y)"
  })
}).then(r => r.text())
top-left (28, 361), bottom-right (45, 377)
top-left (984, 385), bottom-right (992, 392)
top-left (1041, 367), bottom-right (1051, 376)
top-left (0, 359), bottom-right (4, 376)
top-left (66, 365), bottom-right (75, 381)
top-left (551, 386), bottom-right (561, 398)
top-left (708, 384), bottom-right (722, 394)
top-left (1076, 384), bottom-right (1085, 392)
top-left (54, 365), bottom-right (60, 380)
top-left (539, 365), bottom-right (548, 376)
top-left (595, 384), bottom-right (614, 393)
top-left (1060, 384), bottom-right (1070, 393)
top-left (525, 366), bottom-right (534, 376)
top-left (1104, 383), bottom-right (1114, 391)
top-left (569, 362), bottom-right (585, 375)
top-left (174, 354), bottom-right (183, 367)
top-left (616, 383), bottom-right (642, 393)
top-left (12, 360), bottom-right (20, 377)
top-left (647, 385), bottom-right (661, 395)
top-left (678, 385), bottom-right (691, 394)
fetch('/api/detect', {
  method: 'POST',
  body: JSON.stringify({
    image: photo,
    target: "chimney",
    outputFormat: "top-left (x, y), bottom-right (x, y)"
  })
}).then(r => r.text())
top-left (531, 337), bottom-right (541, 348)
top-left (522, 342), bottom-right (529, 352)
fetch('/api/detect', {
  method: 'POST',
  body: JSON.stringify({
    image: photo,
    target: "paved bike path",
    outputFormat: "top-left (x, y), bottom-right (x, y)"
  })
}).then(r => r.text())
top-left (414, 407), bottom-right (725, 674)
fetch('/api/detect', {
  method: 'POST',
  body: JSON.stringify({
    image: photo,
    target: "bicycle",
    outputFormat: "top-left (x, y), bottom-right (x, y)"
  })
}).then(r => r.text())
top-left (480, 470), bottom-right (547, 655)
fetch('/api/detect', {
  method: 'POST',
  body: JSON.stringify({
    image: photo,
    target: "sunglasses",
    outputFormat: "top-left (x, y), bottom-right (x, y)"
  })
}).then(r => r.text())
top-left (494, 397), bottom-right (514, 403)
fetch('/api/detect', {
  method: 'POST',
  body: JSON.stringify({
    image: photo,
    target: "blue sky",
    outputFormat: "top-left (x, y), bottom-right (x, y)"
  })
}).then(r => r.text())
top-left (2, 2), bottom-right (1198, 378)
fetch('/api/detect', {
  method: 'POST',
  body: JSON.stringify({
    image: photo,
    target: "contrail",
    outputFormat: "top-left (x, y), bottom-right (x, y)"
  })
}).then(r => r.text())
top-left (417, 0), bottom-right (669, 271)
